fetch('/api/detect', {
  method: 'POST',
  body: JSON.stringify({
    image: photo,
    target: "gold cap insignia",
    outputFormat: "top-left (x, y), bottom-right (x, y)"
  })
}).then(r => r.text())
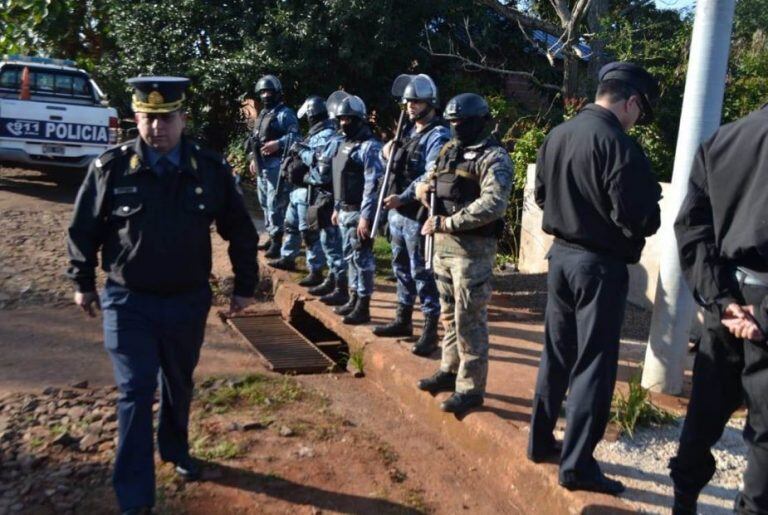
top-left (130, 154), bottom-right (140, 169)
top-left (147, 91), bottom-right (165, 105)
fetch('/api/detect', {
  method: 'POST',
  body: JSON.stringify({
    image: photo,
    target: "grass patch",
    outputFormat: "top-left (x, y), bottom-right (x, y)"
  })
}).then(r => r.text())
top-left (197, 374), bottom-right (304, 414)
top-left (191, 434), bottom-right (243, 460)
top-left (347, 347), bottom-right (365, 374)
top-left (373, 236), bottom-right (393, 279)
top-left (611, 370), bottom-right (676, 438)
top-left (403, 488), bottom-right (431, 513)
top-left (494, 252), bottom-right (516, 271)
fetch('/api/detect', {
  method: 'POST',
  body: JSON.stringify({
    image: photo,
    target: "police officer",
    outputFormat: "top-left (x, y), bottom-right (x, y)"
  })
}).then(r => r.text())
top-left (323, 92), bottom-right (383, 324)
top-left (528, 62), bottom-right (661, 494)
top-left (669, 105), bottom-right (768, 514)
top-left (267, 96), bottom-right (338, 289)
top-left (415, 93), bottom-right (513, 414)
top-left (247, 74), bottom-right (300, 258)
top-left (67, 77), bottom-right (257, 514)
top-left (376, 74), bottom-right (448, 356)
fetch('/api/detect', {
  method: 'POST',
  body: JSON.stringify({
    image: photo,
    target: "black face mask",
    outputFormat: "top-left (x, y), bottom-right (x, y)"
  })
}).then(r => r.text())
top-left (308, 114), bottom-right (328, 127)
top-left (260, 92), bottom-right (277, 110)
top-left (450, 116), bottom-right (487, 146)
top-left (341, 118), bottom-right (363, 138)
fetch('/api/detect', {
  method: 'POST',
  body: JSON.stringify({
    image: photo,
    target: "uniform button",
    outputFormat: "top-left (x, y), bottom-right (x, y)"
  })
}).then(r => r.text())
top-left (195, 187), bottom-right (203, 195)
top-left (122, 206), bottom-right (130, 212)
top-left (198, 204), bottom-right (205, 210)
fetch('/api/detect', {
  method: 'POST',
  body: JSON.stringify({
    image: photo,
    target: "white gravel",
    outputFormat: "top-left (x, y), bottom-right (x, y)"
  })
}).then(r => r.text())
top-left (590, 416), bottom-right (747, 514)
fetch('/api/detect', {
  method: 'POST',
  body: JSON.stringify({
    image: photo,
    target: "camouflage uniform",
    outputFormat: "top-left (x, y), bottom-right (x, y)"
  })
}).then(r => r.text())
top-left (431, 139), bottom-right (513, 394)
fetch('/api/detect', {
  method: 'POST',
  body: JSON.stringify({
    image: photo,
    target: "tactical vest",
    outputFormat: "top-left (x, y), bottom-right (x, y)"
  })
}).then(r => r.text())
top-left (388, 118), bottom-right (446, 219)
top-left (434, 138), bottom-right (504, 238)
top-left (252, 106), bottom-right (282, 146)
top-left (332, 126), bottom-right (373, 208)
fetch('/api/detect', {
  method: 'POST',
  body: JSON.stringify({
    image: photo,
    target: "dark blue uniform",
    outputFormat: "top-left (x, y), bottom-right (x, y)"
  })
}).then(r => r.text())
top-left (67, 136), bottom-right (257, 511)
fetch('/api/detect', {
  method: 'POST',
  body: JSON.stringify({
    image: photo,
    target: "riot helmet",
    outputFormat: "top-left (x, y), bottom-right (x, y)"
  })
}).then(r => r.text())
top-left (255, 74), bottom-right (282, 110)
top-left (329, 92), bottom-right (367, 138)
top-left (298, 95), bottom-right (328, 126)
top-left (402, 74), bottom-right (439, 121)
top-left (443, 93), bottom-right (491, 146)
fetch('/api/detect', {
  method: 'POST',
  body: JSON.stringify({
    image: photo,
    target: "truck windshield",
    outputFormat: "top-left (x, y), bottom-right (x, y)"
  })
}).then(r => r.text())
top-left (0, 65), bottom-right (94, 100)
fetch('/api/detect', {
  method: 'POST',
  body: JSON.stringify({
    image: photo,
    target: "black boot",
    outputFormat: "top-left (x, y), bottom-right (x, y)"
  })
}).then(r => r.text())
top-left (298, 268), bottom-right (324, 287)
top-left (417, 370), bottom-right (456, 394)
top-left (440, 392), bottom-right (484, 414)
top-left (321, 277), bottom-right (350, 306)
top-left (333, 291), bottom-right (357, 314)
top-left (372, 303), bottom-right (413, 337)
top-left (267, 256), bottom-right (296, 271)
top-left (257, 235), bottom-right (271, 251)
top-left (343, 295), bottom-right (370, 325)
top-left (309, 274), bottom-right (335, 296)
top-left (671, 489), bottom-right (698, 515)
top-left (411, 314), bottom-right (439, 356)
top-left (264, 233), bottom-right (283, 259)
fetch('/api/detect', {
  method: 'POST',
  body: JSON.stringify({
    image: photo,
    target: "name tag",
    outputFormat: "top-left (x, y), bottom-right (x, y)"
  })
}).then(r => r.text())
top-left (114, 186), bottom-right (138, 195)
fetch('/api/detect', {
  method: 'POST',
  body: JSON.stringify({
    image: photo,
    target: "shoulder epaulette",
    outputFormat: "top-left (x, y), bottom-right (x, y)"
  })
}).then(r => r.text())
top-left (93, 140), bottom-right (133, 170)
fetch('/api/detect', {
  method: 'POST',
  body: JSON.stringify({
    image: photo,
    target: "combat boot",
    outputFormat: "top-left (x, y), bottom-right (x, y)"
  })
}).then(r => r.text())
top-left (257, 235), bottom-right (271, 251)
top-left (267, 256), bottom-right (296, 271)
top-left (264, 233), bottom-right (282, 259)
top-left (298, 268), bottom-right (324, 287)
top-left (372, 303), bottom-right (413, 337)
top-left (343, 295), bottom-right (370, 325)
top-left (309, 274), bottom-right (335, 296)
top-left (321, 276), bottom-right (349, 306)
top-left (440, 392), bottom-right (484, 414)
top-left (332, 291), bottom-right (357, 315)
top-left (671, 489), bottom-right (698, 515)
top-left (417, 370), bottom-right (456, 393)
top-left (411, 314), bottom-right (439, 356)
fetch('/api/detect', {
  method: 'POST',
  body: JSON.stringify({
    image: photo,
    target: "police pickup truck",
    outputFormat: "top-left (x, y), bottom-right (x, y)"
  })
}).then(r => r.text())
top-left (0, 55), bottom-right (118, 168)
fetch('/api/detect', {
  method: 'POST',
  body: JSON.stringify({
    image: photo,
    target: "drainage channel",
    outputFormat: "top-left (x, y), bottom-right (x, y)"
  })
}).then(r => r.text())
top-left (223, 303), bottom-right (350, 375)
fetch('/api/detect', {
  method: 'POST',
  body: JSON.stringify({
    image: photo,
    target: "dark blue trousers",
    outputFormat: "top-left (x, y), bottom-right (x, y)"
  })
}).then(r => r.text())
top-left (101, 281), bottom-right (211, 511)
top-left (528, 243), bottom-right (628, 482)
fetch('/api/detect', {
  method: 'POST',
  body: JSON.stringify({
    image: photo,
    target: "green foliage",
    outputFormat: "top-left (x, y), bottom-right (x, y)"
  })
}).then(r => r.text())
top-left (373, 236), bottom-right (394, 279)
top-left (197, 374), bottom-right (303, 414)
top-left (611, 370), bottom-right (676, 438)
top-left (191, 435), bottom-right (243, 460)
top-left (347, 347), bottom-right (365, 374)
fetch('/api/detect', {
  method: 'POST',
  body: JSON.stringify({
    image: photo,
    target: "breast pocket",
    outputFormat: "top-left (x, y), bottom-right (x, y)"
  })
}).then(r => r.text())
top-left (183, 184), bottom-right (216, 224)
top-left (110, 195), bottom-right (144, 221)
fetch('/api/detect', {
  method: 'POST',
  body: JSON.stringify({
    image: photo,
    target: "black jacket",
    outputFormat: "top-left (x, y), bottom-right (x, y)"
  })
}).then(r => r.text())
top-left (675, 107), bottom-right (768, 321)
top-left (67, 137), bottom-right (258, 296)
top-left (535, 104), bottom-right (661, 263)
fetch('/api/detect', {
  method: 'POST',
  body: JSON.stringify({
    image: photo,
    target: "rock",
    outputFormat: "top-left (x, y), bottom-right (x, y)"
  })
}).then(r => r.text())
top-left (296, 445), bottom-right (315, 458)
top-left (279, 426), bottom-right (294, 437)
top-left (79, 433), bottom-right (99, 451)
top-left (70, 380), bottom-right (89, 389)
top-left (67, 407), bottom-right (86, 420)
top-left (51, 432), bottom-right (78, 448)
top-left (42, 387), bottom-right (59, 396)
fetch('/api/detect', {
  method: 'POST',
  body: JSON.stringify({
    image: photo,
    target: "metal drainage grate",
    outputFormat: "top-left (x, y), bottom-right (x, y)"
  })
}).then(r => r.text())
top-left (225, 312), bottom-right (336, 374)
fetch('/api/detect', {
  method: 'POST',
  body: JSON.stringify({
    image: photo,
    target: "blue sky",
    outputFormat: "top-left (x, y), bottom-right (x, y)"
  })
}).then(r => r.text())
top-left (654, 0), bottom-right (696, 11)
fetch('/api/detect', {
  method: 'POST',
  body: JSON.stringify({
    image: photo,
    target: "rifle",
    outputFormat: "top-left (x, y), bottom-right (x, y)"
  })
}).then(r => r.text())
top-left (370, 74), bottom-right (418, 241)
top-left (425, 173), bottom-right (437, 270)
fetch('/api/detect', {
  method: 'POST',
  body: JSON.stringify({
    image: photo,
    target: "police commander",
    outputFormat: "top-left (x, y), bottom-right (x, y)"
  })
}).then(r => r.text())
top-left (67, 76), bottom-right (257, 514)
top-left (528, 62), bottom-right (662, 494)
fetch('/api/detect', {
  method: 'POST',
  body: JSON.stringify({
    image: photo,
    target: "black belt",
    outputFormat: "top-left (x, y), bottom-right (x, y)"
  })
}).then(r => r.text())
top-left (340, 203), bottom-right (360, 211)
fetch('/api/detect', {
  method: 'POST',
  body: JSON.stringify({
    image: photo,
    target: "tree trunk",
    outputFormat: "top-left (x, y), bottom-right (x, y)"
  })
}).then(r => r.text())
top-left (562, 54), bottom-right (580, 98)
top-left (586, 0), bottom-right (609, 92)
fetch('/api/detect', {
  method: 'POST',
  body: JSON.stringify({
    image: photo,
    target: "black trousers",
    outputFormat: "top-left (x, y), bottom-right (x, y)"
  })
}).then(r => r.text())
top-left (670, 284), bottom-right (768, 514)
top-left (528, 242), bottom-right (628, 482)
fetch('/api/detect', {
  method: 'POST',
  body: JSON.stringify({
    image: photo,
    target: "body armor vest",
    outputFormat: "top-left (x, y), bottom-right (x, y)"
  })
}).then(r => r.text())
top-left (252, 107), bottom-right (282, 145)
top-left (433, 138), bottom-right (504, 237)
top-left (389, 118), bottom-right (446, 219)
top-left (332, 126), bottom-right (373, 207)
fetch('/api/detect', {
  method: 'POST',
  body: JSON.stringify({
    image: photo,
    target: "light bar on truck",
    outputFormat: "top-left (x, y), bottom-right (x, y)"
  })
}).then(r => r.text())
top-left (3, 54), bottom-right (77, 68)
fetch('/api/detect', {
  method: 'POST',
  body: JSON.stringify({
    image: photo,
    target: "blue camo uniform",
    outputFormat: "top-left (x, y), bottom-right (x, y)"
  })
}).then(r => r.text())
top-left (380, 121), bottom-right (448, 316)
top-left (279, 119), bottom-right (338, 271)
top-left (328, 132), bottom-right (383, 299)
top-left (67, 78), bottom-right (257, 512)
top-left (249, 103), bottom-right (300, 241)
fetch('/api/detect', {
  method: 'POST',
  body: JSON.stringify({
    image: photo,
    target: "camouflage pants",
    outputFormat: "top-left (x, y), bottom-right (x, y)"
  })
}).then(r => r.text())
top-left (433, 234), bottom-right (496, 395)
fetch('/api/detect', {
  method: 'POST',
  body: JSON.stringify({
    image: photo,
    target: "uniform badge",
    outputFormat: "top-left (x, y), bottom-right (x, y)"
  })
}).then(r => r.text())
top-left (130, 154), bottom-right (140, 169)
top-left (463, 151), bottom-right (478, 160)
top-left (147, 91), bottom-right (165, 105)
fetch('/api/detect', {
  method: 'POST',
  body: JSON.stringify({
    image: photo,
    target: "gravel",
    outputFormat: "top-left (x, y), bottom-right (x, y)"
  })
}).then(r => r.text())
top-left (591, 417), bottom-right (747, 514)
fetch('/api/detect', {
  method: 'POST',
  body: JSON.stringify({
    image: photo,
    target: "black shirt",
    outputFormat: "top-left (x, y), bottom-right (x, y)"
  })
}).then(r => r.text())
top-left (67, 137), bottom-right (258, 296)
top-left (675, 106), bottom-right (768, 315)
top-left (535, 104), bottom-right (662, 263)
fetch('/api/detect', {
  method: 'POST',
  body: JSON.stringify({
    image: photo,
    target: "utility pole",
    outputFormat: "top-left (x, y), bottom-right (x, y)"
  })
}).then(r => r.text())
top-left (641, 0), bottom-right (736, 394)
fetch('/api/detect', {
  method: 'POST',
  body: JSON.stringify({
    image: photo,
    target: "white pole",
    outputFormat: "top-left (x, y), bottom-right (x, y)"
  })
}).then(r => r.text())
top-left (641, 0), bottom-right (735, 394)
